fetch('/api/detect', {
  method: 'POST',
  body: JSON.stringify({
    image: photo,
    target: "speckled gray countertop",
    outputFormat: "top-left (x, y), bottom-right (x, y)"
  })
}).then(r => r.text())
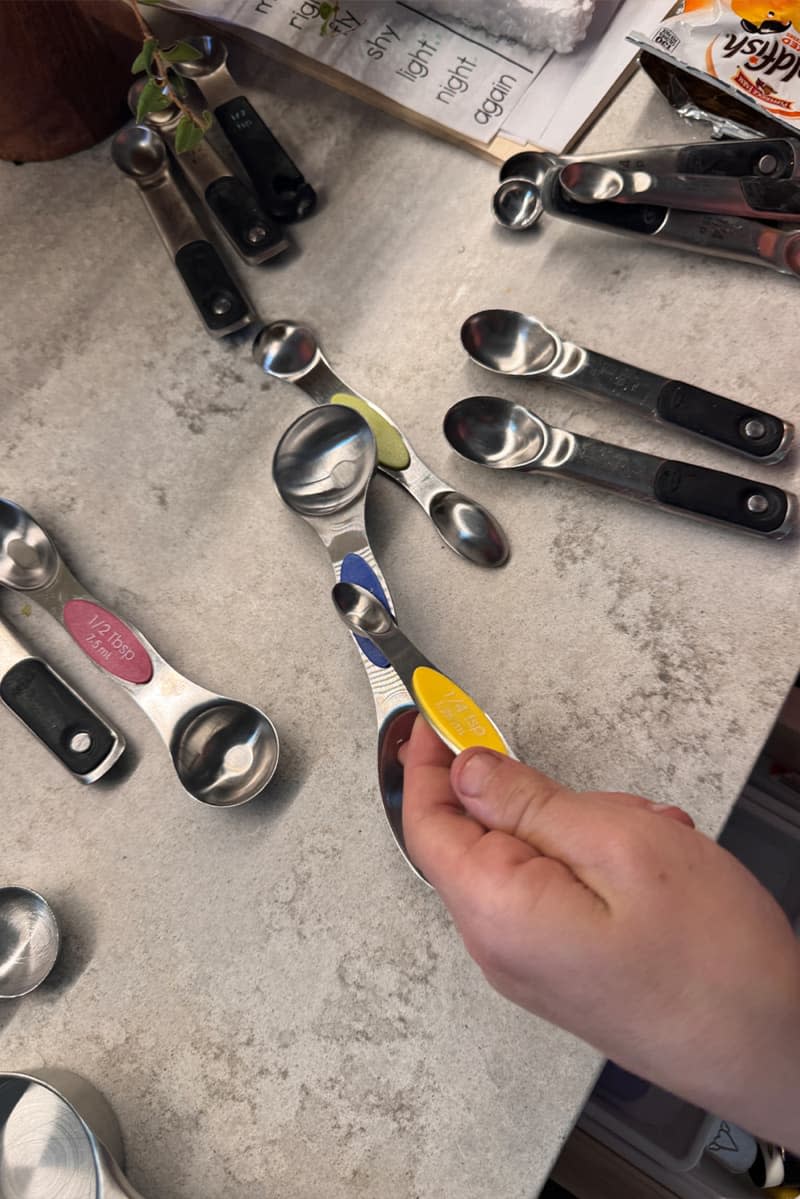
top-left (2, 32), bottom-right (800, 1199)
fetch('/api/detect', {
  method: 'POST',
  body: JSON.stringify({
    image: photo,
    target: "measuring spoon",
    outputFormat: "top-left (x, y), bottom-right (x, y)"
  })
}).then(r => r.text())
top-left (0, 615), bottom-right (124, 784)
top-left (255, 320), bottom-right (509, 569)
top-left (111, 124), bottom-right (252, 336)
top-left (0, 500), bottom-right (279, 807)
top-left (174, 35), bottom-right (317, 223)
top-left (272, 405), bottom-right (424, 881)
top-left (332, 583), bottom-right (512, 757)
top-left (0, 1069), bottom-right (148, 1198)
top-left (444, 397), bottom-right (795, 539)
top-left (461, 308), bottom-right (793, 463)
top-left (560, 161), bottom-right (800, 223)
top-left (538, 168), bottom-right (800, 278)
top-left (494, 138), bottom-right (800, 230)
top-left (128, 78), bottom-right (288, 264)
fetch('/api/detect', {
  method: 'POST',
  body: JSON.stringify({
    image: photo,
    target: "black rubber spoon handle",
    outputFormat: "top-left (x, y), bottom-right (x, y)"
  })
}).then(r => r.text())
top-left (214, 96), bottom-right (317, 223)
top-left (1, 657), bottom-right (122, 780)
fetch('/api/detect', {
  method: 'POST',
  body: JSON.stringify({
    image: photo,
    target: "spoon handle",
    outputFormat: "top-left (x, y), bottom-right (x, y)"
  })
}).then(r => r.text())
top-left (213, 95), bottom-right (317, 223)
top-left (551, 343), bottom-right (792, 463)
top-left (158, 131), bottom-right (287, 264)
top-left (541, 170), bottom-right (800, 278)
top-left (0, 618), bottom-right (124, 782)
top-left (127, 171), bottom-right (252, 337)
top-left (550, 433), bottom-right (795, 538)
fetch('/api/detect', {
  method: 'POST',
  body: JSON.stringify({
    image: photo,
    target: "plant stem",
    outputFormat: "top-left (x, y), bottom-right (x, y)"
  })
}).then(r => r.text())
top-left (126, 0), bottom-right (208, 131)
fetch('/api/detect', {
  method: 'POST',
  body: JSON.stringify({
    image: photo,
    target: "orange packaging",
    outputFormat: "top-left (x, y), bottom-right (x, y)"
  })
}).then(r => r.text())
top-left (630, 2), bottom-right (800, 130)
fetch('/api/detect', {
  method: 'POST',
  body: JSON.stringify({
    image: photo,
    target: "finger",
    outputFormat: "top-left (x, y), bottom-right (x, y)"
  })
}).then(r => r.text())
top-left (450, 748), bottom-right (573, 847)
top-left (646, 801), bottom-right (695, 827)
top-left (402, 715), bottom-right (487, 888)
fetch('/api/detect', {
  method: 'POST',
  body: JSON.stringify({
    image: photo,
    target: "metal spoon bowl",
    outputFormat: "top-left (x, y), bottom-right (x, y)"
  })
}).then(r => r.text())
top-left (110, 124), bottom-right (169, 181)
top-left (492, 177), bottom-right (544, 230)
top-left (429, 491), bottom-right (509, 566)
top-left (171, 33), bottom-right (226, 76)
top-left (0, 501), bottom-right (59, 591)
top-left (461, 309), bottom-right (561, 376)
top-left (0, 1070), bottom-right (146, 1199)
top-left (272, 405), bottom-right (377, 516)
top-left (560, 161), bottom-right (625, 203)
top-left (172, 699), bottom-right (279, 807)
top-left (0, 887), bottom-right (60, 999)
top-left (444, 397), bottom-right (547, 469)
top-left (255, 320), bottom-right (320, 382)
top-left (499, 150), bottom-right (559, 185)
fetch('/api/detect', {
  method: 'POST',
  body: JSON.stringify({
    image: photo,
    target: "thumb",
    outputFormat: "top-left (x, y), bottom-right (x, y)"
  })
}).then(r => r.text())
top-left (450, 749), bottom-right (569, 848)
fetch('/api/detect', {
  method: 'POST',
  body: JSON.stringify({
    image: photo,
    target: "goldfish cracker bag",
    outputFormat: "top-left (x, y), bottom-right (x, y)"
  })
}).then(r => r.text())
top-left (630, 2), bottom-right (800, 130)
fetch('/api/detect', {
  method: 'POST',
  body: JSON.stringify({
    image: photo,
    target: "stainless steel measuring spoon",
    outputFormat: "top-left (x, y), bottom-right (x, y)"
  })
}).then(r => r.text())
top-left (444, 397), bottom-right (796, 539)
top-left (461, 308), bottom-right (793, 463)
top-left (255, 320), bottom-right (510, 569)
top-left (111, 124), bottom-right (252, 337)
top-left (0, 500), bottom-right (279, 807)
top-left (0, 1069), bottom-right (148, 1198)
top-left (332, 583), bottom-right (512, 758)
top-left (493, 139), bottom-right (800, 231)
top-left (0, 888), bottom-right (60, 999)
top-left (174, 35), bottom-right (317, 223)
top-left (128, 78), bottom-right (288, 265)
top-left (0, 614), bottom-right (124, 783)
top-left (560, 161), bottom-right (800, 222)
top-left (272, 405), bottom-right (425, 882)
top-left (536, 167), bottom-right (800, 279)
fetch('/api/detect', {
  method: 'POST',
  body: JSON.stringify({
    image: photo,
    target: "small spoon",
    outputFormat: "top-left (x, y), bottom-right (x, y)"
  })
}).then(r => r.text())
top-left (461, 309), bottom-right (793, 462)
top-left (444, 397), bottom-right (795, 539)
top-left (272, 406), bottom-right (425, 881)
top-left (332, 583), bottom-right (512, 757)
top-left (111, 124), bottom-right (252, 337)
top-left (255, 320), bottom-right (509, 569)
top-left (173, 34), bottom-right (317, 223)
top-left (0, 500), bottom-right (279, 807)
top-left (0, 887), bottom-right (60, 999)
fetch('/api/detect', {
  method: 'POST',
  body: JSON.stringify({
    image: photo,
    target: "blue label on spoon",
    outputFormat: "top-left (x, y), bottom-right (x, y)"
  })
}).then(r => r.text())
top-left (340, 554), bottom-right (393, 669)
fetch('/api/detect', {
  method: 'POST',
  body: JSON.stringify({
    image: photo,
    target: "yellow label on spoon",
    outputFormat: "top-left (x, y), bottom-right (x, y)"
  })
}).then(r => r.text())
top-left (331, 392), bottom-right (411, 471)
top-left (412, 666), bottom-right (509, 755)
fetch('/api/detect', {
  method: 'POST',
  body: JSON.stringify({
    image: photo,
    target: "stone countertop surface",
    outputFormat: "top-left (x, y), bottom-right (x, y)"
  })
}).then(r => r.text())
top-left (2, 31), bottom-right (800, 1199)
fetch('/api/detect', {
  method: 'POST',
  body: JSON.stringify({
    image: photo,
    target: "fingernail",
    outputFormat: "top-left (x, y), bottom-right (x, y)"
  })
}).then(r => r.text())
top-left (454, 750), bottom-right (503, 797)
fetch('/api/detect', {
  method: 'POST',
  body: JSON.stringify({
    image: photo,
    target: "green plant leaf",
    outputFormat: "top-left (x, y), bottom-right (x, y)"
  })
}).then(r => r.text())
top-left (169, 69), bottom-right (187, 98)
top-left (174, 113), bottom-right (206, 153)
top-left (131, 37), bottom-right (157, 74)
top-left (160, 40), bottom-right (203, 64)
top-left (135, 76), bottom-right (172, 122)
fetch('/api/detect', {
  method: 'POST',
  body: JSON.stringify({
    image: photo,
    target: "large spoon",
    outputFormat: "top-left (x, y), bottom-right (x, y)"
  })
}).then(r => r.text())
top-left (272, 405), bottom-right (424, 882)
top-left (173, 35), bottom-right (317, 223)
top-left (461, 308), bottom-right (793, 463)
top-left (111, 124), bottom-right (252, 337)
top-left (444, 397), bottom-right (795, 539)
top-left (0, 500), bottom-right (279, 807)
top-left (332, 583), bottom-right (512, 758)
top-left (255, 320), bottom-right (509, 569)
top-left (0, 1069), bottom-right (148, 1198)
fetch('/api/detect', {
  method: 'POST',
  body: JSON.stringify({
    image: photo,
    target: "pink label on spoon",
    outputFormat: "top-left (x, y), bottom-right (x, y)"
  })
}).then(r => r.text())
top-left (64, 599), bottom-right (153, 684)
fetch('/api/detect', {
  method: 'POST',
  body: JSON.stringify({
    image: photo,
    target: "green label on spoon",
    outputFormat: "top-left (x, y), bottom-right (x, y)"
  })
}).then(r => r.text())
top-left (331, 393), bottom-right (411, 471)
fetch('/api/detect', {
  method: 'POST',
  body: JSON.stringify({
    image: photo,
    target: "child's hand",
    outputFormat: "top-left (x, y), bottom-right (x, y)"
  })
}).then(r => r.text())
top-left (401, 716), bottom-right (800, 1150)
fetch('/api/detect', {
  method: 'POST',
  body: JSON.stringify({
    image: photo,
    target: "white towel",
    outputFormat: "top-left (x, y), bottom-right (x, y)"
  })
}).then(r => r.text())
top-left (421, 0), bottom-right (597, 52)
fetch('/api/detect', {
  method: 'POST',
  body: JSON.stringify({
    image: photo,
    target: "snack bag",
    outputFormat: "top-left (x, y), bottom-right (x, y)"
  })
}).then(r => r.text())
top-left (630, 1), bottom-right (800, 131)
